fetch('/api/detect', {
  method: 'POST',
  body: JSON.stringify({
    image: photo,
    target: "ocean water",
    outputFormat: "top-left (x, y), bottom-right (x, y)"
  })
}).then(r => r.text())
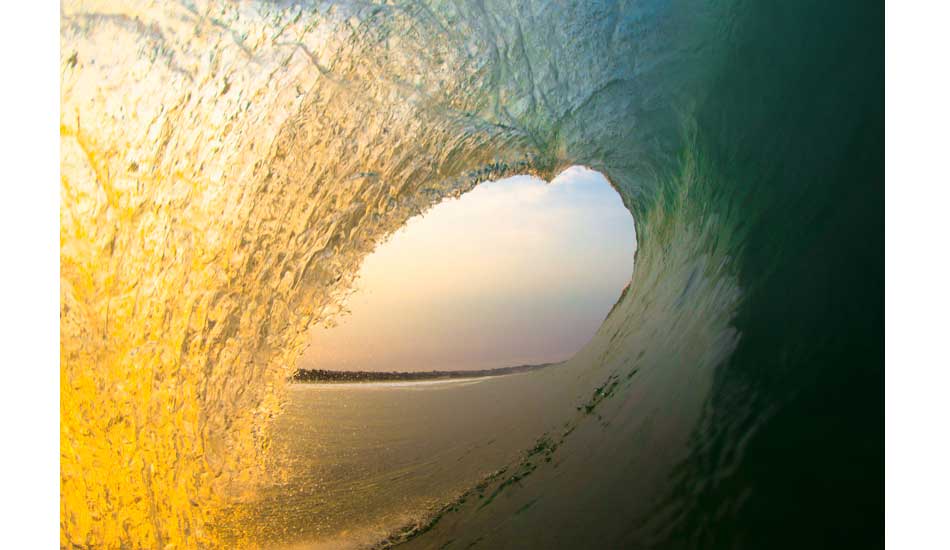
top-left (219, 374), bottom-right (571, 548)
top-left (60, 1), bottom-right (882, 548)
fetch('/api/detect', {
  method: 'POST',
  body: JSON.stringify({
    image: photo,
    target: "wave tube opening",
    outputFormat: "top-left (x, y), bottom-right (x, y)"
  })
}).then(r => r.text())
top-left (300, 166), bottom-right (637, 376)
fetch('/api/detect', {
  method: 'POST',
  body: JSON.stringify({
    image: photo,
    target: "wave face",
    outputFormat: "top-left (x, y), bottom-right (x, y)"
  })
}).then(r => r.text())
top-left (60, 1), bottom-right (882, 548)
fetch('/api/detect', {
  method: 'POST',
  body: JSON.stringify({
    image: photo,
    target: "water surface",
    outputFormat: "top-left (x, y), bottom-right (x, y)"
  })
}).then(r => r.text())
top-left (229, 371), bottom-right (574, 548)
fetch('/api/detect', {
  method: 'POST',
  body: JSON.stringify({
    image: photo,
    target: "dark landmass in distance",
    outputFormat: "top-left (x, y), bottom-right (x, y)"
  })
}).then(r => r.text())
top-left (291, 362), bottom-right (557, 383)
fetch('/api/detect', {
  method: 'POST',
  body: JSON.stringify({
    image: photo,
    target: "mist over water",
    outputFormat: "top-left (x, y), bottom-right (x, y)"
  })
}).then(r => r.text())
top-left (302, 167), bottom-right (635, 373)
top-left (60, 1), bottom-right (882, 548)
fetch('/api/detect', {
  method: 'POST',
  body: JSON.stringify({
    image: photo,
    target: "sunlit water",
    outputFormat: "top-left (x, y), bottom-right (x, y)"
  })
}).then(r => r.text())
top-left (61, 1), bottom-right (881, 548)
top-left (221, 372), bottom-right (571, 548)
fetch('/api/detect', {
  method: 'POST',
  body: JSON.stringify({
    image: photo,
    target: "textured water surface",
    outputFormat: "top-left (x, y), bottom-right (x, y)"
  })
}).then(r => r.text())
top-left (60, 1), bottom-right (882, 548)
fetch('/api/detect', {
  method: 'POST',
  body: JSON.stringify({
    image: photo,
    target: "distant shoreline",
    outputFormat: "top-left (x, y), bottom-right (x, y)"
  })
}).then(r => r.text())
top-left (291, 362), bottom-right (557, 383)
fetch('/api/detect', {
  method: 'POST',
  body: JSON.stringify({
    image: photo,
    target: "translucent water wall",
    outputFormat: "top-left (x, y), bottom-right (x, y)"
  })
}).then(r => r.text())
top-left (60, 1), bottom-right (882, 548)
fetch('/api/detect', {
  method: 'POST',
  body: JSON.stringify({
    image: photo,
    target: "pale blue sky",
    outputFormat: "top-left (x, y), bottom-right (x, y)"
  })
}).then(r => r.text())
top-left (299, 166), bottom-right (636, 372)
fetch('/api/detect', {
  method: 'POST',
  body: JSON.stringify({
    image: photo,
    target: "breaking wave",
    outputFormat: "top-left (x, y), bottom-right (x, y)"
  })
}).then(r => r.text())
top-left (60, 1), bottom-right (882, 548)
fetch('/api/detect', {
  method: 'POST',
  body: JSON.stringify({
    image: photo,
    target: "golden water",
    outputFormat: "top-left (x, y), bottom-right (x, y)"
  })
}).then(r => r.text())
top-left (60, 1), bottom-right (547, 546)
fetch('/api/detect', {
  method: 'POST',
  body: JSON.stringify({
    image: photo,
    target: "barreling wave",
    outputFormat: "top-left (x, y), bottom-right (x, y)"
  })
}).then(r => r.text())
top-left (60, 1), bottom-right (882, 548)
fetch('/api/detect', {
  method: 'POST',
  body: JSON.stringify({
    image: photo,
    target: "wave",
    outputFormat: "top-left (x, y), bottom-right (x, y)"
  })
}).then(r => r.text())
top-left (60, 0), bottom-right (882, 548)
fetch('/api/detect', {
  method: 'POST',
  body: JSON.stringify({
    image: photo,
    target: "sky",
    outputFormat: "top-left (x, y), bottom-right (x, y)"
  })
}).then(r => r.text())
top-left (299, 166), bottom-right (636, 372)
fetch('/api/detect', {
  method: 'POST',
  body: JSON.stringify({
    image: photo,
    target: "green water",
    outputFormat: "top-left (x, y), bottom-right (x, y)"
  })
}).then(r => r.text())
top-left (235, 2), bottom-right (884, 548)
top-left (61, 0), bottom-right (882, 547)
